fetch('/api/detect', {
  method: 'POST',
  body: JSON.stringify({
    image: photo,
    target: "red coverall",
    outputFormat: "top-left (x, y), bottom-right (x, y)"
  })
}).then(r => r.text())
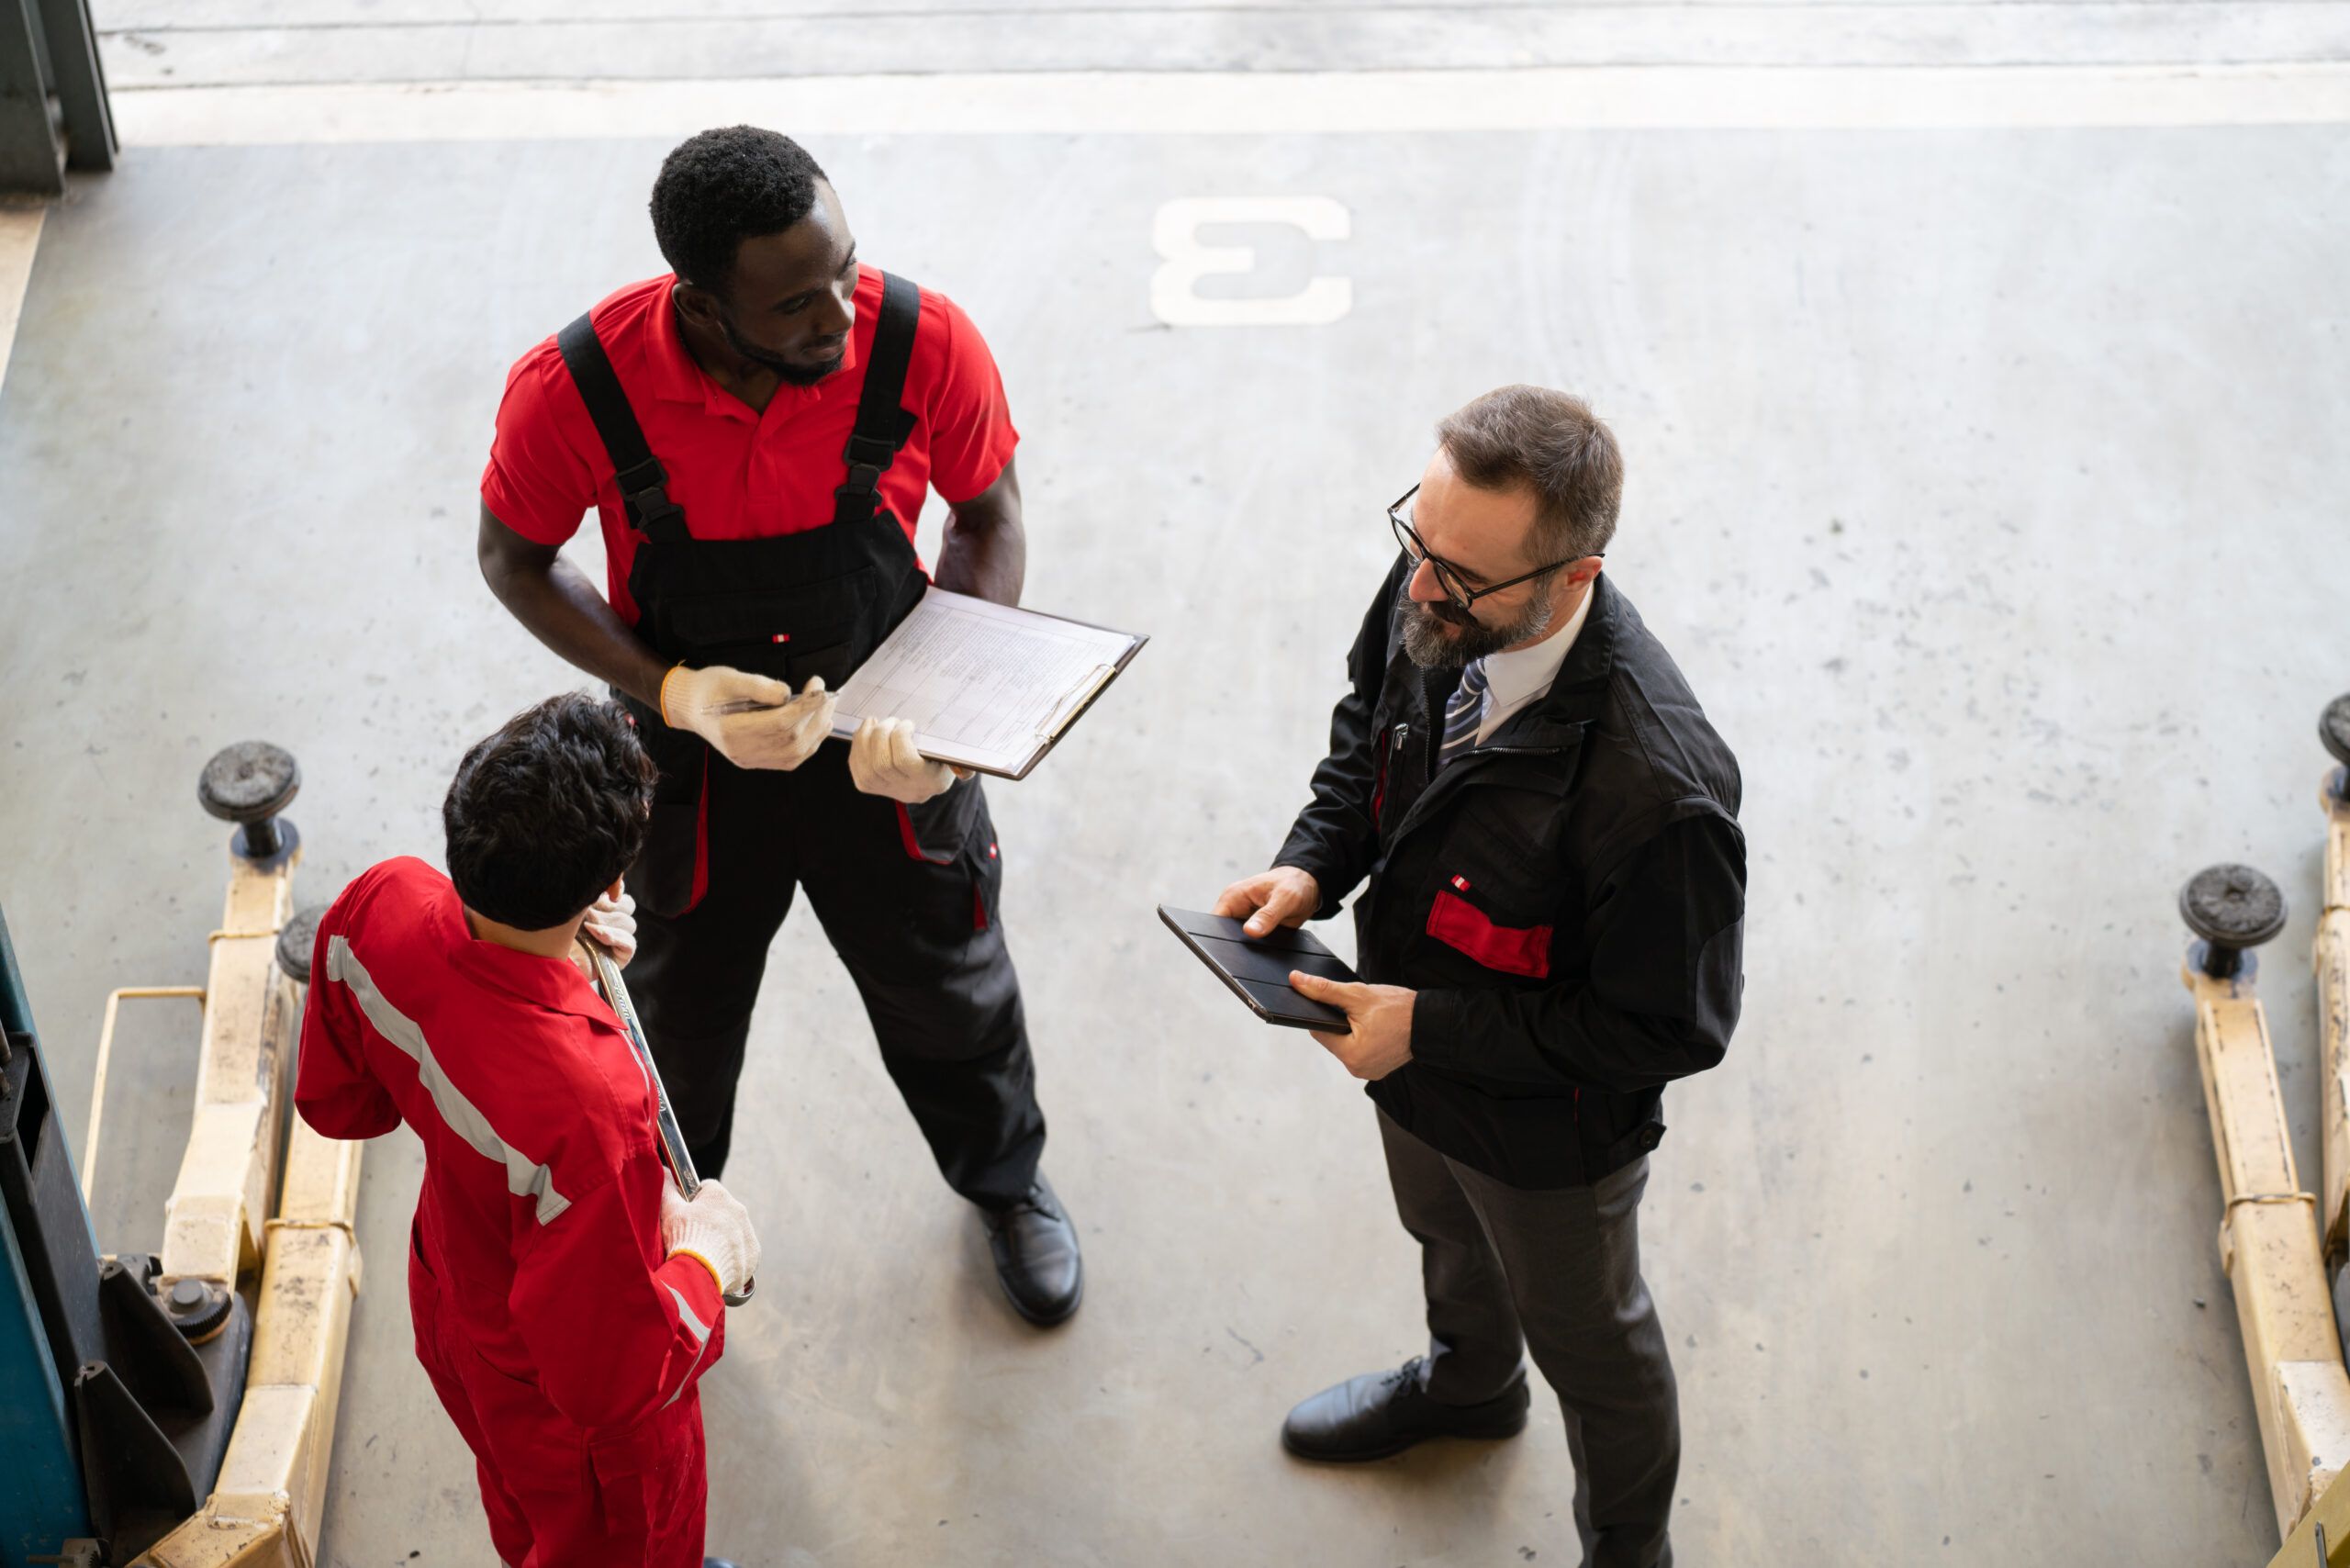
top-left (295, 857), bottom-right (726, 1568)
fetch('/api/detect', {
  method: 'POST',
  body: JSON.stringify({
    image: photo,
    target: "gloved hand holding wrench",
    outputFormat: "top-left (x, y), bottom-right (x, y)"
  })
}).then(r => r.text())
top-left (579, 932), bottom-right (759, 1306)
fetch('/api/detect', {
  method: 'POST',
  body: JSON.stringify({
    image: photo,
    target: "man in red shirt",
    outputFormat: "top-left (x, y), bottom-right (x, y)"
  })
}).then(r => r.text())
top-left (297, 694), bottom-right (762, 1568)
top-left (476, 126), bottom-right (1080, 1325)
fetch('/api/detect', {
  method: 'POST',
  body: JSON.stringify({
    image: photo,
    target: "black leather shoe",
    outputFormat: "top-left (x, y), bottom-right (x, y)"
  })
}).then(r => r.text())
top-left (1281, 1357), bottom-right (1529, 1462)
top-left (980, 1173), bottom-right (1083, 1326)
top-left (704, 1559), bottom-right (742, 1567)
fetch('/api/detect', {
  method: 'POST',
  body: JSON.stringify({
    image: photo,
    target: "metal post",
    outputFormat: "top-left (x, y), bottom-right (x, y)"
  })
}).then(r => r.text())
top-left (31, 0), bottom-right (108, 172)
top-left (0, 0), bottom-right (113, 196)
top-left (0, 0), bottom-right (62, 196)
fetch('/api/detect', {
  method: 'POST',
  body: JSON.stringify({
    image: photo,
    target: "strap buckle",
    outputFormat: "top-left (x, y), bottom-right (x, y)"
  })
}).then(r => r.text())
top-left (615, 456), bottom-right (688, 539)
top-left (625, 486), bottom-right (688, 541)
top-left (834, 463), bottom-right (886, 516)
top-left (844, 433), bottom-right (898, 468)
top-left (627, 486), bottom-right (686, 530)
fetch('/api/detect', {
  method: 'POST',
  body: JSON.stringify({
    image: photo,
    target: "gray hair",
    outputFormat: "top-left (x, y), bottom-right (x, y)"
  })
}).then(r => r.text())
top-left (1435, 386), bottom-right (1623, 563)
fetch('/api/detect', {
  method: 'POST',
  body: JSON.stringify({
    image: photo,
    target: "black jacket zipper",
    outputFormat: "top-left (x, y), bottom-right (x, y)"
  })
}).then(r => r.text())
top-left (1390, 738), bottom-right (1568, 845)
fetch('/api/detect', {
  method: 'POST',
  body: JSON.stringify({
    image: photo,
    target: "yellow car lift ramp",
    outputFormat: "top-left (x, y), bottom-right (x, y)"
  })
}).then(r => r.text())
top-left (2314, 699), bottom-right (2350, 1274)
top-left (134, 1072), bottom-right (361, 1567)
top-left (135, 746), bottom-right (362, 1568)
top-left (2265, 700), bottom-right (2350, 1568)
top-left (25, 741), bottom-right (364, 1568)
top-left (2178, 861), bottom-right (2350, 1551)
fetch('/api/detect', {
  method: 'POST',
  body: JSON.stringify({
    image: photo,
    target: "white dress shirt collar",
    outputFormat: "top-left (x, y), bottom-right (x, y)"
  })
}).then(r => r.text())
top-left (1473, 577), bottom-right (1596, 744)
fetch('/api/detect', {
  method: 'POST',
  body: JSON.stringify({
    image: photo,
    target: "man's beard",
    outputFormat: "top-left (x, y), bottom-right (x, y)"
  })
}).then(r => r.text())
top-left (719, 307), bottom-right (843, 387)
top-left (1401, 588), bottom-right (1555, 669)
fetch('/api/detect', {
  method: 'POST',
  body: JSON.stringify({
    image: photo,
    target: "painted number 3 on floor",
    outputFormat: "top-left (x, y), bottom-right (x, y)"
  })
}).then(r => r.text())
top-left (1149, 197), bottom-right (1353, 328)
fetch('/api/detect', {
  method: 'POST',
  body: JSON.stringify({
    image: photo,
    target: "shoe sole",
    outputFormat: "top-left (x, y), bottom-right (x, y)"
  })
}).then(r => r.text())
top-left (1280, 1417), bottom-right (1528, 1464)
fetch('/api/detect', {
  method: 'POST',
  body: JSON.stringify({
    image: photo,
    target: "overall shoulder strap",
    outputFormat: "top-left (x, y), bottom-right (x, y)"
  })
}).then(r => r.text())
top-left (833, 272), bottom-right (923, 529)
top-left (555, 312), bottom-right (690, 545)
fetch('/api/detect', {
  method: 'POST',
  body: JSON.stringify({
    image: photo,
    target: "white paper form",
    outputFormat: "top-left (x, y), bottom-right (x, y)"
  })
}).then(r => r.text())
top-left (830, 589), bottom-right (1144, 777)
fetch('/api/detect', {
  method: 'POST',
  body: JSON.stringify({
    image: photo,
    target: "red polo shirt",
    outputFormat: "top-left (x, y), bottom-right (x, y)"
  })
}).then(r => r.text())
top-left (483, 266), bottom-right (1018, 624)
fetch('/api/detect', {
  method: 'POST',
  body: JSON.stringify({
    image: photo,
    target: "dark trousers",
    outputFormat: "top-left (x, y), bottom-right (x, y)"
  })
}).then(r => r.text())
top-left (629, 745), bottom-right (1046, 1209)
top-left (1380, 1110), bottom-right (1680, 1568)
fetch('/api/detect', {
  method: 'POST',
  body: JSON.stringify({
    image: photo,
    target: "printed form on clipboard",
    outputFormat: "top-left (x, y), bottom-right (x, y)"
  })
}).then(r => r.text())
top-left (828, 588), bottom-right (1148, 780)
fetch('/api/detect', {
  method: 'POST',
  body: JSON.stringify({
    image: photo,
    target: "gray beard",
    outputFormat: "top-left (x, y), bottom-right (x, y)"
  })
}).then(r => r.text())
top-left (1400, 589), bottom-right (1555, 669)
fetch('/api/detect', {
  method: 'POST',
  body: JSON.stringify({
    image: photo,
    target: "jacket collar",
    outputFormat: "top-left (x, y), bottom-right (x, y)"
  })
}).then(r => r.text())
top-left (431, 884), bottom-right (623, 1028)
top-left (1380, 577), bottom-right (1617, 836)
top-left (1483, 572), bottom-right (1618, 750)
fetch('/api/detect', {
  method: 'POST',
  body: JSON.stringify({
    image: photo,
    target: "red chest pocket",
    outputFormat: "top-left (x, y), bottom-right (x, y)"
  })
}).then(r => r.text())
top-left (1426, 884), bottom-right (1552, 980)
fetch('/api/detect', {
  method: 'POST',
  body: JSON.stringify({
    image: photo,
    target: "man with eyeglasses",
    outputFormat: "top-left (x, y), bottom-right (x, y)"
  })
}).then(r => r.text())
top-left (1214, 386), bottom-right (1745, 1568)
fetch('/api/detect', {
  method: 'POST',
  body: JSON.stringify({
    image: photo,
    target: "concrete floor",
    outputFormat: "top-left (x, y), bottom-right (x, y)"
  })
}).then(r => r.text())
top-left (80, 0), bottom-right (2350, 78)
top-left (4, 50), bottom-right (2349, 1568)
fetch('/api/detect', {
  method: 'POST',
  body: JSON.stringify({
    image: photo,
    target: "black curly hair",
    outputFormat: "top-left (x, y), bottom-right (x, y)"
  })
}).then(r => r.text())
top-left (650, 126), bottom-right (830, 297)
top-left (443, 694), bottom-right (655, 931)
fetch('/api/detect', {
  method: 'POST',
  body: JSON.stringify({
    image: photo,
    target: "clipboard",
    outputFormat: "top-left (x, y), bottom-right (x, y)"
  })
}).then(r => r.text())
top-left (1158, 905), bottom-right (1356, 1032)
top-left (829, 588), bottom-right (1149, 782)
top-left (1018, 618), bottom-right (1147, 776)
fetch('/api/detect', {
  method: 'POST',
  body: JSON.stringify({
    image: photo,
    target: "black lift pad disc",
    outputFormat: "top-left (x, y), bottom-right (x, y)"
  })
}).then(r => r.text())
top-left (198, 741), bottom-right (300, 823)
top-left (2179, 864), bottom-right (2288, 948)
top-left (2322, 694), bottom-right (2350, 768)
top-left (276, 904), bottom-right (327, 983)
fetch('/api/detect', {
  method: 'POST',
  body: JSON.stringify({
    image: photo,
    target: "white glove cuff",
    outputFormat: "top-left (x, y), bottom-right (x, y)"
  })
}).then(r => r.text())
top-left (669, 1247), bottom-right (724, 1294)
top-left (666, 1215), bottom-right (749, 1296)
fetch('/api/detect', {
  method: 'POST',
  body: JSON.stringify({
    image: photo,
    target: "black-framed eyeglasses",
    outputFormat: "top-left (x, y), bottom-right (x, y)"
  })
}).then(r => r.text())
top-left (1388, 485), bottom-right (1595, 611)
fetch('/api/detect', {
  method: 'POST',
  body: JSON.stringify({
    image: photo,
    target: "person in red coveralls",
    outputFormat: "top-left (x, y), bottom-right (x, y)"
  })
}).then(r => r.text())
top-left (474, 125), bottom-right (1080, 1326)
top-left (296, 693), bottom-right (761, 1568)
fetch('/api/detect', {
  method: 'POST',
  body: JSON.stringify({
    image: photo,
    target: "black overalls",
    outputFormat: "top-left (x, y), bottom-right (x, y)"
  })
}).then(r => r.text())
top-left (554, 273), bottom-right (1046, 1204)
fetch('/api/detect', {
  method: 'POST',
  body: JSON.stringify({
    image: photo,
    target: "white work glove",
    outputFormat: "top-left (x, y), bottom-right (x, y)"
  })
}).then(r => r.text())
top-left (847, 716), bottom-right (957, 805)
top-left (580, 886), bottom-right (637, 967)
top-left (660, 1176), bottom-right (760, 1300)
top-left (660, 664), bottom-right (835, 772)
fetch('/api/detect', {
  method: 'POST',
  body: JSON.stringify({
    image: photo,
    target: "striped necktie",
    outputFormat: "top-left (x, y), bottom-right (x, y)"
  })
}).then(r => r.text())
top-left (1438, 658), bottom-right (1492, 769)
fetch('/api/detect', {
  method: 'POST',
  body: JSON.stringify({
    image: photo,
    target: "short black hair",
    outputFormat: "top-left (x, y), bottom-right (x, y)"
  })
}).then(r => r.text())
top-left (443, 694), bottom-right (655, 932)
top-left (650, 126), bottom-right (829, 297)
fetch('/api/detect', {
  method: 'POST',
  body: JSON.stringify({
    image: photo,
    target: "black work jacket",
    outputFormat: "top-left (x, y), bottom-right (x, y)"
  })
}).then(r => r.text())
top-left (1274, 564), bottom-right (1746, 1190)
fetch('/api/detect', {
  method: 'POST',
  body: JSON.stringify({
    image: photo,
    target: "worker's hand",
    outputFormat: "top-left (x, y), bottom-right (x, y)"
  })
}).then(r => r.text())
top-left (847, 716), bottom-right (960, 804)
top-left (1214, 866), bottom-right (1323, 937)
top-left (1292, 973), bottom-right (1415, 1080)
top-left (580, 886), bottom-right (637, 968)
top-left (660, 1177), bottom-right (761, 1300)
top-left (661, 664), bottom-right (836, 772)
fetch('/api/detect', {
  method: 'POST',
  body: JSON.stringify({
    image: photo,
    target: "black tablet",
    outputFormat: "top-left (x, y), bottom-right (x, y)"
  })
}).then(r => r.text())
top-left (1158, 904), bottom-right (1356, 1032)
